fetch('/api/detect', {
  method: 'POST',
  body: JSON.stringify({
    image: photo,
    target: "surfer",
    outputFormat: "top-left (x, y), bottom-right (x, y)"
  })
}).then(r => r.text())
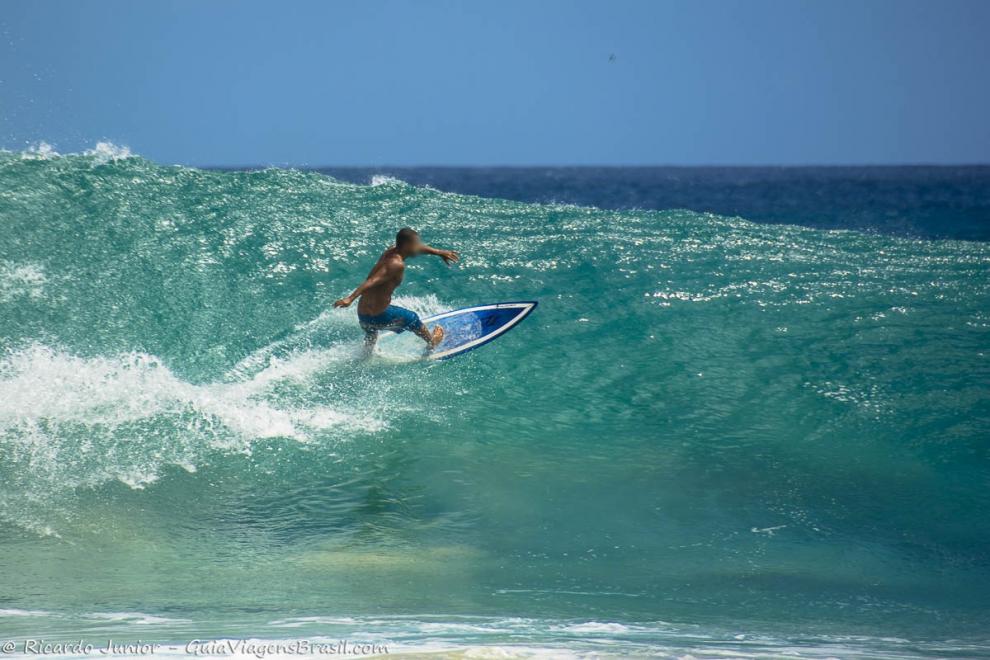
top-left (334, 228), bottom-right (459, 352)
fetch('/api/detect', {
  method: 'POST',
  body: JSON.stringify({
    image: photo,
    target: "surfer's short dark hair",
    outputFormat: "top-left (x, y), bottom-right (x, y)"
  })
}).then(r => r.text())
top-left (396, 227), bottom-right (419, 248)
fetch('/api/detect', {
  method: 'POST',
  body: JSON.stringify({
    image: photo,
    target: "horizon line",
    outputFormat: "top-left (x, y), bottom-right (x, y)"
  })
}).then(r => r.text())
top-left (201, 162), bottom-right (990, 170)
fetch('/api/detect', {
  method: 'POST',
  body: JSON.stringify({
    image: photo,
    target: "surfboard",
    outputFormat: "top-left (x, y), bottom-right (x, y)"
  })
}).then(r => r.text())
top-left (422, 301), bottom-right (538, 360)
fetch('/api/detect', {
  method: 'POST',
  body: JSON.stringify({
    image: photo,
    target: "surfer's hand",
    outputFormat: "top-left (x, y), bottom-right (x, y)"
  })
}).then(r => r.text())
top-left (333, 297), bottom-right (352, 308)
top-left (439, 250), bottom-right (459, 265)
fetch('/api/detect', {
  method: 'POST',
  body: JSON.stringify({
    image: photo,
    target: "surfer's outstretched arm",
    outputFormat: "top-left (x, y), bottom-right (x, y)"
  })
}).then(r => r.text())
top-left (419, 245), bottom-right (459, 265)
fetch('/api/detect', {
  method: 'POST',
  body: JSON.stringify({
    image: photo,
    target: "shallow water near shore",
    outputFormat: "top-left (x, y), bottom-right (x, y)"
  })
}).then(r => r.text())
top-left (1, 147), bottom-right (989, 656)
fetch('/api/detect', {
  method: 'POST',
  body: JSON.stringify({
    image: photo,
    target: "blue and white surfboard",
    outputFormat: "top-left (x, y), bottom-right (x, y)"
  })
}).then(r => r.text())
top-left (423, 301), bottom-right (538, 360)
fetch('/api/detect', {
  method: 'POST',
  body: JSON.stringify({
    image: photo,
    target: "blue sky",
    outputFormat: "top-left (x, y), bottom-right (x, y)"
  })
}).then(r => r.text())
top-left (2, 0), bottom-right (988, 165)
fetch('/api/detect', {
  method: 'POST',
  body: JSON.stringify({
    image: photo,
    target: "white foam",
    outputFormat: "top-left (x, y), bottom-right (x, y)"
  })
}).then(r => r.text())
top-left (225, 309), bottom-right (357, 382)
top-left (0, 342), bottom-right (386, 535)
top-left (0, 344), bottom-right (380, 445)
top-left (16, 141), bottom-right (133, 163)
top-left (20, 142), bottom-right (59, 160)
top-left (0, 262), bottom-right (46, 302)
top-left (268, 616), bottom-right (362, 628)
top-left (370, 174), bottom-right (405, 186)
top-left (554, 622), bottom-right (631, 634)
top-left (0, 608), bottom-right (53, 618)
top-left (83, 141), bottom-right (133, 163)
top-left (0, 613), bottom-right (973, 659)
top-left (84, 611), bottom-right (189, 625)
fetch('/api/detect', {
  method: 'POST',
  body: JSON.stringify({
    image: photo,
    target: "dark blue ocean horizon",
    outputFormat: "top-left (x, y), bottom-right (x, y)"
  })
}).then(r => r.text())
top-left (283, 166), bottom-right (989, 241)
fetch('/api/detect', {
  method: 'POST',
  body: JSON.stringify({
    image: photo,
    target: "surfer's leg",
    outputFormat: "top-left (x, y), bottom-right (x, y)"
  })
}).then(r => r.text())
top-left (391, 305), bottom-right (442, 348)
top-left (362, 329), bottom-right (378, 356)
top-left (414, 323), bottom-right (444, 348)
top-left (358, 312), bottom-right (378, 354)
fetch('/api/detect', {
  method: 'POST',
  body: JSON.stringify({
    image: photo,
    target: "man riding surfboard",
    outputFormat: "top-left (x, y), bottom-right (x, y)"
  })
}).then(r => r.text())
top-left (334, 228), bottom-right (459, 352)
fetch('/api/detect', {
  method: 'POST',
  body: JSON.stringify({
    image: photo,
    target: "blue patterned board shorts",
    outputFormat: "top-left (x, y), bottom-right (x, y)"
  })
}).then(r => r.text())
top-left (358, 304), bottom-right (425, 337)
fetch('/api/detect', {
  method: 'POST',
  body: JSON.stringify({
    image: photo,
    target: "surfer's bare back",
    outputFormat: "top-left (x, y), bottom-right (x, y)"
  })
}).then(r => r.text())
top-left (334, 227), bottom-right (459, 351)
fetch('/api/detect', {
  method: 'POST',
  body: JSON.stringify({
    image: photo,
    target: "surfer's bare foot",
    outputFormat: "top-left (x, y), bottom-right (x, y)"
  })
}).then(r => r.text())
top-left (429, 325), bottom-right (444, 349)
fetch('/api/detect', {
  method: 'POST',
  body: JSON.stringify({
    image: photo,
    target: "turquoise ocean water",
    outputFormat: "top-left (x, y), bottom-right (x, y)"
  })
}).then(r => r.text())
top-left (1, 146), bottom-right (989, 657)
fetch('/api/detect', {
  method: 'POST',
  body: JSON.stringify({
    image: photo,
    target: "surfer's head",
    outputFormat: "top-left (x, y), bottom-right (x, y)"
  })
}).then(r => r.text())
top-left (395, 227), bottom-right (423, 257)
